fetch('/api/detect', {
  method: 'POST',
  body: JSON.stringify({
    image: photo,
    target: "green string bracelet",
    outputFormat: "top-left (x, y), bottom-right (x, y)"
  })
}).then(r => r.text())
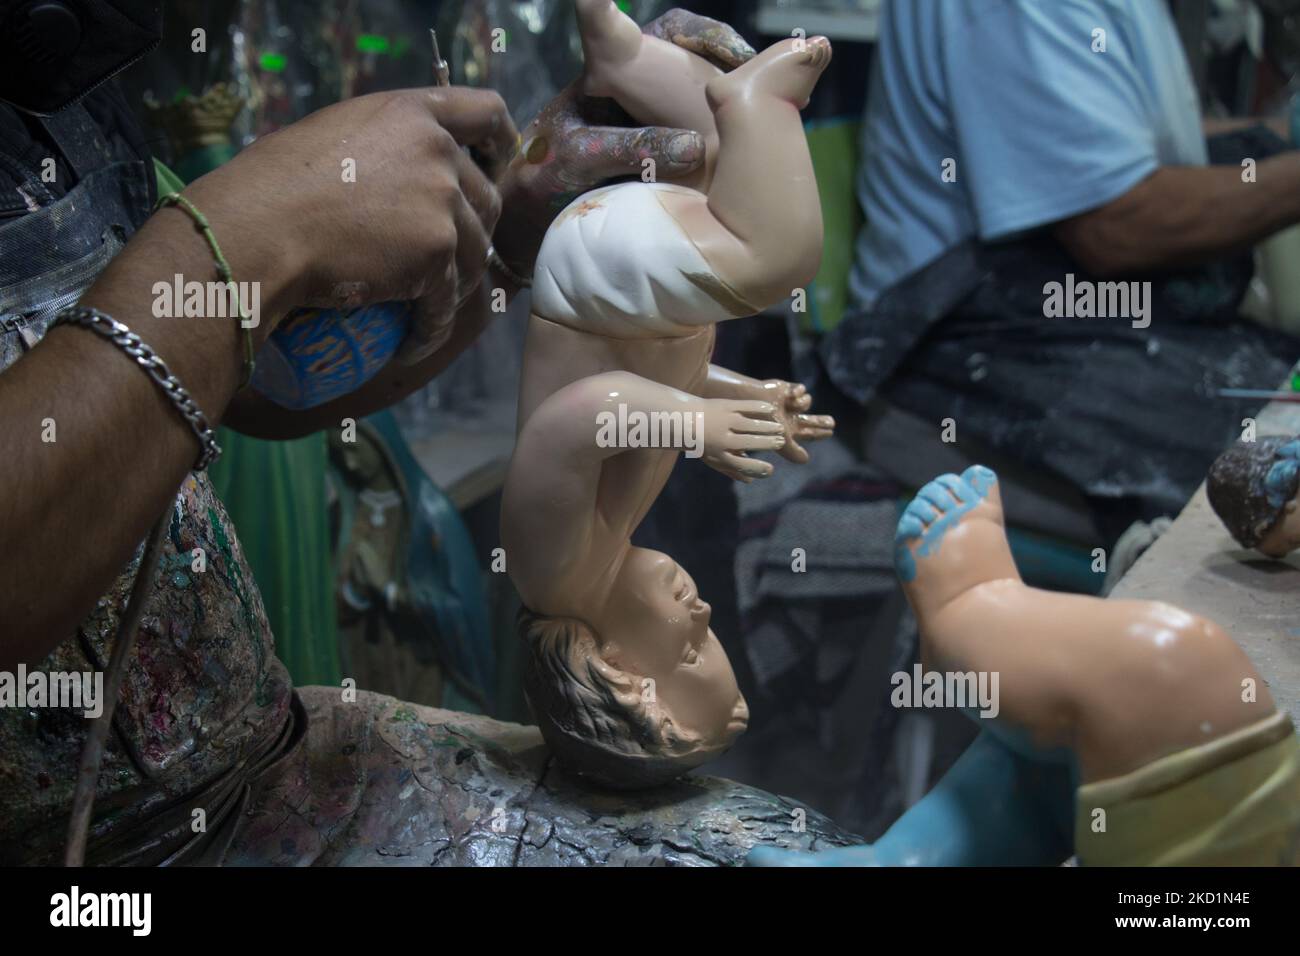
top-left (153, 192), bottom-right (257, 388)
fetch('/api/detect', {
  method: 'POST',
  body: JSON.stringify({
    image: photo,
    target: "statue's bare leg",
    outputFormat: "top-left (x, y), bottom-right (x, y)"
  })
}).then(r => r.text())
top-left (575, 0), bottom-right (720, 144)
top-left (575, 0), bottom-right (830, 310)
top-left (896, 466), bottom-right (1275, 783)
top-left (666, 37), bottom-right (832, 310)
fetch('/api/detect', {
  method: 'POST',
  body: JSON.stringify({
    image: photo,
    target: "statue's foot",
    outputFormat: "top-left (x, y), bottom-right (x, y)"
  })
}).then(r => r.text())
top-left (894, 465), bottom-right (1022, 623)
top-left (705, 35), bottom-right (831, 113)
top-left (576, 0), bottom-right (646, 95)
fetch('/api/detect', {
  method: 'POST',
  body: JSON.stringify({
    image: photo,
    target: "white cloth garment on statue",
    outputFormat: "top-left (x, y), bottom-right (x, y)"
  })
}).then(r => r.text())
top-left (531, 181), bottom-right (746, 337)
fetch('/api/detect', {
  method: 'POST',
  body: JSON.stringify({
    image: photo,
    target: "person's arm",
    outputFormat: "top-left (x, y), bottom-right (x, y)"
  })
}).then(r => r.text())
top-left (1202, 114), bottom-right (1290, 141)
top-left (1053, 154), bottom-right (1300, 276)
top-left (0, 191), bottom-right (294, 668)
top-left (0, 87), bottom-right (513, 668)
top-left (934, 1), bottom-right (1300, 276)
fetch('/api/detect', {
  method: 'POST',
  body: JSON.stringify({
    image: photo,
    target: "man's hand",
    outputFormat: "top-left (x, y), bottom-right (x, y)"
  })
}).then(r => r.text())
top-left (642, 7), bottom-right (757, 70)
top-left (491, 8), bottom-right (755, 279)
top-left (187, 86), bottom-right (518, 364)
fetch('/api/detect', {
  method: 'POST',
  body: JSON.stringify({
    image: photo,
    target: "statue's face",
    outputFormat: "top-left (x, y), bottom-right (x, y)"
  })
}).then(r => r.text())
top-left (1258, 496), bottom-right (1300, 558)
top-left (594, 548), bottom-right (747, 753)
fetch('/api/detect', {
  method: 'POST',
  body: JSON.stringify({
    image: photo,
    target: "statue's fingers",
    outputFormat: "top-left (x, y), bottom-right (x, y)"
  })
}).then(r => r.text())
top-left (795, 414), bottom-right (836, 439)
top-left (724, 452), bottom-right (774, 480)
top-left (779, 437), bottom-right (811, 465)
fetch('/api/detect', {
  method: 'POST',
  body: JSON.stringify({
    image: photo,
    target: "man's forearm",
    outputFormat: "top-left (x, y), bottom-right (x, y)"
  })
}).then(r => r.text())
top-left (0, 198), bottom-right (294, 666)
top-left (1054, 154), bottom-right (1300, 276)
top-left (1202, 115), bottom-right (1290, 142)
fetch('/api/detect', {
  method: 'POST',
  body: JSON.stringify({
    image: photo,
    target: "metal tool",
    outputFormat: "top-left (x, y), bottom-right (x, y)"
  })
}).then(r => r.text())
top-left (427, 24), bottom-right (520, 208)
top-left (430, 28), bottom-right (450, 87)
top-left (1217, 388), bottom-right (1300, 404)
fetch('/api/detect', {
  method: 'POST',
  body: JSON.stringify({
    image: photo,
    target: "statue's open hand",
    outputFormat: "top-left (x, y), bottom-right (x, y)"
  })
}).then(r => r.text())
top-left (700, 399), bottom-right (786, 483)
top-left (752, 380), bottom-right (836, 464)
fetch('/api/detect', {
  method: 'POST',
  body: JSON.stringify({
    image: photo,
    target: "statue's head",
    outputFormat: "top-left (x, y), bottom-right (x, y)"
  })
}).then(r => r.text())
top-left (521, 547), bottom-right (748, 789)
top-left (1207, 437), bottom-right (1300, 558)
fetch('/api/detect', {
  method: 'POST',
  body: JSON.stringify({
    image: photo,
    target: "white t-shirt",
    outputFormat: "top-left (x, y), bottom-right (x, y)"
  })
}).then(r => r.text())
top-left (851, 0), bottom-right (1208, 308)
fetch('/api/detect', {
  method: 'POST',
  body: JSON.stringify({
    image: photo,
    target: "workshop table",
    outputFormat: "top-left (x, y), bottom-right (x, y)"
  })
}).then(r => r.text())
top-left (1110, 394), bottom-right (1300, 723)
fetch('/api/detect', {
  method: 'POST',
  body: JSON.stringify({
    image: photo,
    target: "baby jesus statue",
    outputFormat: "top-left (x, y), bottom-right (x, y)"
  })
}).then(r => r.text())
top-left (500, 0), bottom-right (835, 787)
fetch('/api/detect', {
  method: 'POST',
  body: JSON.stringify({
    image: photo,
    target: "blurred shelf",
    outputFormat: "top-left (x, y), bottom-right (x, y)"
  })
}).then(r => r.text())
top-left (405, 399), bottom-right (517, 511)
top-left (754, 1), bottom-right (881, 42)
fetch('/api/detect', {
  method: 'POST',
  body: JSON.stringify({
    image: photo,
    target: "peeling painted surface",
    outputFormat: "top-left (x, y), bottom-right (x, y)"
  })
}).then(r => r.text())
top-left (0, 474), bottom-right (289, 865)
top-left (226, 688), bottom-right (864, 867)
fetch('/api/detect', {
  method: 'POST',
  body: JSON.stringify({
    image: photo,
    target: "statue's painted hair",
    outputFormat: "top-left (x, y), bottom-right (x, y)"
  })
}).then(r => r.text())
top-left (1207, 437), bottom-right (1300, 548)
top-left (518, 609), bottom-right (713, 789)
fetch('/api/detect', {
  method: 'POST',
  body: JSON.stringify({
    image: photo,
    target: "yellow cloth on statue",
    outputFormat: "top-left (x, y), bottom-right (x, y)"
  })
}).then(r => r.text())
top-left (1075, 710), bottom-right (1300, 866)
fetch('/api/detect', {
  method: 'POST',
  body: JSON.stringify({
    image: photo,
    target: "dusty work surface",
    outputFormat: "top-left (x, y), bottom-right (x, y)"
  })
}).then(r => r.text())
top-left (225, 688), bottom-right (864, 866)
top-left (1110, 397), bottom-right (1300, 723)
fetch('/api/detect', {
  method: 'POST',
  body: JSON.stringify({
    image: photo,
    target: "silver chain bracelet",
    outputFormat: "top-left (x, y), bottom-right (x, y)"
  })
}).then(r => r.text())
top-left (51, 306), bottom-right (223, 471)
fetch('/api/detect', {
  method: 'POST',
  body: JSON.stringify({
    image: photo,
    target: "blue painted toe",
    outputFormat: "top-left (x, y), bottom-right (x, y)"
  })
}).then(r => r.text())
top-left (961, 464), bottom-right (998, 495)
top-left (894, 466), bottom-right (998, 582)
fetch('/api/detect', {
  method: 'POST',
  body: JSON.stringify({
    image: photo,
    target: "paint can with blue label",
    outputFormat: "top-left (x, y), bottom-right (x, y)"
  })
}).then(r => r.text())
top-left (250, 300), bottom-right (413, 409)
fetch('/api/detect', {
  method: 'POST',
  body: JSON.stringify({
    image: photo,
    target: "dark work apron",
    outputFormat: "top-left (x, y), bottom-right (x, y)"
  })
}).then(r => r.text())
top-left (0, 103), bottom-right (152, 368)
top-left (822, 126), bottom-right (1300, 524)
